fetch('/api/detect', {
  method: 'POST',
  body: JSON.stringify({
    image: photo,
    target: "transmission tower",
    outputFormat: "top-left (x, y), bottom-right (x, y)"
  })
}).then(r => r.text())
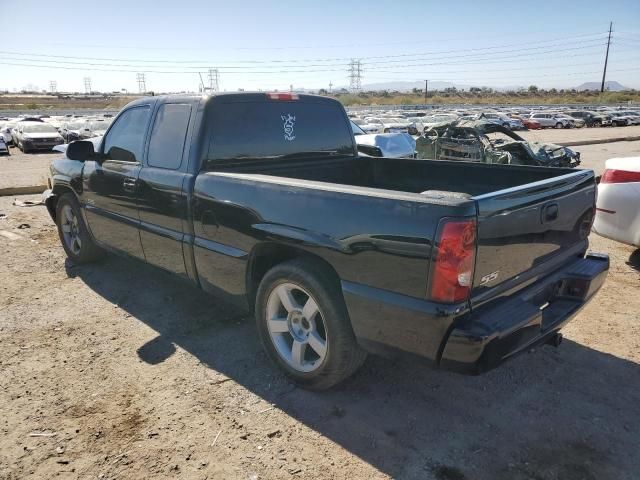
top-left (207, 68), bottom-right (220, 92)
top-left (49, 81), bottom-right (57, 93)
top-left (136, 73), bottom-right (147, 94)
top-left (83, 77), bottom-right (92, 94)
top-left (348, 59), bottom-right (362, 93)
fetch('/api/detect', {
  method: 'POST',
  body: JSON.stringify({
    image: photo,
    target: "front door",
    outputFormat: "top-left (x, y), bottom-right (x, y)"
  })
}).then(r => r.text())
top-left (82, 105), bottom-right (152, 259)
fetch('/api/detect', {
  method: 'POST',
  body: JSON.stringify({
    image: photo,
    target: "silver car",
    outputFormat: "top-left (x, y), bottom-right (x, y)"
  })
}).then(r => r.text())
top-left (529, 113), bottom-right (571, 129)
top-left (15, 122), bottom-right (64, 153)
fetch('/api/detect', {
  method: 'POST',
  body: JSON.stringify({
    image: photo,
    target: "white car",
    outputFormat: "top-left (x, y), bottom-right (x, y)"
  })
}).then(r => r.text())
top-left (592, 157), bottom-right (640, 247)
top-left (0, 124), bottom-right (12, 145)
top-left (351, 118), bottom-right (382, 134)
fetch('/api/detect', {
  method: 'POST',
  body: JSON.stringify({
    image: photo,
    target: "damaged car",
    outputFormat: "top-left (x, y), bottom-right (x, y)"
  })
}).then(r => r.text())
top-left (416, 119), bottom-right (581, 167)
top-left (351, 120), bottom-right (416, 158)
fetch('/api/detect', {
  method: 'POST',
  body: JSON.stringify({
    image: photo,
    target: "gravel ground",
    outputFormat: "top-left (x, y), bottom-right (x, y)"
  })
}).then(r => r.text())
top-left (0, 195), bottom-right (639, 480)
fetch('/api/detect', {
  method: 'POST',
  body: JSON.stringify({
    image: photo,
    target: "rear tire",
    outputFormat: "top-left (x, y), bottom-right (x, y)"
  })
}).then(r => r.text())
top-left (55, 193), bottom-right (104, 264)
top-left (255, 258), bottom-right (367, 390)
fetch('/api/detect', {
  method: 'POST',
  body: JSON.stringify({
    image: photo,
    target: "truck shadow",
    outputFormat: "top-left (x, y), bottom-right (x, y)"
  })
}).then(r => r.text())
top-left (627, 248), bottom-right (640, 272)
top-left (67, 256), bottom-right (640, 480)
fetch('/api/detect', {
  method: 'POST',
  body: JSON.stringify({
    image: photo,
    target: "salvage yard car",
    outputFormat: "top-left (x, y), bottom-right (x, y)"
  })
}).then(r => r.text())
top-left (44, 93), bottom-right (608, 389)
top-left (592, 157), bottom-right (640, 247)
top-left (15, 122), bottom-right (64, 152)
top-left (417, 119), bottom-right (581, 167)
top-left (529, 112), bottom-right (572, 129)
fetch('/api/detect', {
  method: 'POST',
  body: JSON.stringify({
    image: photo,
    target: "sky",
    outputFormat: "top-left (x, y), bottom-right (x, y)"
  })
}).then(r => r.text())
top-left (1, 0), bottom-right (639, 93)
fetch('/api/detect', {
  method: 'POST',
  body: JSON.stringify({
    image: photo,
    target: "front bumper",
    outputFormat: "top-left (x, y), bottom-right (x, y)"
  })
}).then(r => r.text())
top-left (440, 253), bottom-right (609, 374)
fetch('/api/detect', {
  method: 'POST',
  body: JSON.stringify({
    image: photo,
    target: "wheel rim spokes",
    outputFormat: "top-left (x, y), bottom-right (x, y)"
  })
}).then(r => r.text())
top-left (266, 283), bottom-right (328, 373)
top-left (60, 205), bottom-right (81, 255)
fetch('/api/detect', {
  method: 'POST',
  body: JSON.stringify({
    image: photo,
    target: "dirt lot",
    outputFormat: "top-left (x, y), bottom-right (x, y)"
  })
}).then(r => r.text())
top-left (1, 192), bottom-right (639, 480)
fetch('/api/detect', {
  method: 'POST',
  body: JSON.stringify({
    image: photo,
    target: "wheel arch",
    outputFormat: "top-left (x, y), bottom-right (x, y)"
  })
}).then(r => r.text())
top-left (246, 242), bottom-right (343, 313)
top-left (46, 184), bottom-right (78, 221)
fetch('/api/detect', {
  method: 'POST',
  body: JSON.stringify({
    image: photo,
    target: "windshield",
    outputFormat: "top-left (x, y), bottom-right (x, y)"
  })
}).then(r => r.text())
top-left (89, 121), bottom-right (108, 130)
top-left (66, 122), bottom-right (83, 129)
top-left (23, 124), bottom-right (58, 133)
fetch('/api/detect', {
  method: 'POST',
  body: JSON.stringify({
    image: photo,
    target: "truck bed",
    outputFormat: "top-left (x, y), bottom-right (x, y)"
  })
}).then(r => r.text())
top-left (220, 156), bottom-right (577, 198)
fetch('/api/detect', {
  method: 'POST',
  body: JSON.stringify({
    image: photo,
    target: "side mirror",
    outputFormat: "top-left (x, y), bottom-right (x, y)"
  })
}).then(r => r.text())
top-left (66, 140), bottom-right (95, 161)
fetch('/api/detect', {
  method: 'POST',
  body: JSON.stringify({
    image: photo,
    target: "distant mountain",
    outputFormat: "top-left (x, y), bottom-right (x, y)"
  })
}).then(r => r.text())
top-left (576, 81), bottom-right (630, 91)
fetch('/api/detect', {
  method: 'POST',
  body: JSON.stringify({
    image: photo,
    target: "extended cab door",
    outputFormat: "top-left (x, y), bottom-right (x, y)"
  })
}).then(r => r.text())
top-left (82, 104), bottom-right (153, 259)
top-left (136, 102), bottom-right (194, 276)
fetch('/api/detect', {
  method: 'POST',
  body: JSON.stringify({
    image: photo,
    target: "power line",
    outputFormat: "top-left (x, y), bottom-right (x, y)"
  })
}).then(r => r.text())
top-left (0, 33), bottom-right (609, 66)
top-left (0, 42), bottom-right (617, 74)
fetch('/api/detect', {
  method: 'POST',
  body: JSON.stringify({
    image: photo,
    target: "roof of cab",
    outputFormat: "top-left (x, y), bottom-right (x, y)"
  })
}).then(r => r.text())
top-left (126, 92), bottom-right (338, 107)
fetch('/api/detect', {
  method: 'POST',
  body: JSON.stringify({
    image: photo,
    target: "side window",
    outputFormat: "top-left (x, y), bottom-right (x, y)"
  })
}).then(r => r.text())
top-left (147, 103), bottom-right (192, 170)
top-left (103, 106), bottom-right (151, 162)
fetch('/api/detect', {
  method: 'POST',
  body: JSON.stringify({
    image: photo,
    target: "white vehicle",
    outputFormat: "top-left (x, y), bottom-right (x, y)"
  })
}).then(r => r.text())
top-left (378, 117), bottom-right (413, 133)
top-left (0, 123), bottom-right (12, 145)
top-left (592, 157), bottom-right (640, 247)
top-left (14, 122), bottom-right (65, 153)
top-left (351, 118), bottom-right (382, 134)
top-left (79, 119), bottom-right (111, 139)
top-left (529, 113), bottom-right (571, 129)
top-left (350, 121), bottom-right (416, 158)
top-left (617, 111), bottom-right (640, 125)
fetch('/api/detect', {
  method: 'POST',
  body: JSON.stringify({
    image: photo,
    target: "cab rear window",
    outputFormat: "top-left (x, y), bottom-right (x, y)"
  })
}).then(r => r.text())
top-left (205, 100), bottom-right (354, 168)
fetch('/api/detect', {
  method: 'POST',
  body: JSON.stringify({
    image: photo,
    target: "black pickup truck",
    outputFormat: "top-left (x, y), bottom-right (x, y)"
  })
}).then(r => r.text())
top-left (44, 93), bottom-right (608, 389)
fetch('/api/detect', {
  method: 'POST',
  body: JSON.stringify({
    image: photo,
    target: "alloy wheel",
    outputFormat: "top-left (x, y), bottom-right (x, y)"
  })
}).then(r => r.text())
top-left (60, 204), bottom-right (82, 255)
top-left (266, 282), bottom-right (328, 373)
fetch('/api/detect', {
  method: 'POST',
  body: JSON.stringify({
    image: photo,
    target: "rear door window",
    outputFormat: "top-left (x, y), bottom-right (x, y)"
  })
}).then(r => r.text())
top-left (205, 99), bottom-right (353, 168)
top-left (147, 103), bottom-right (192, 169)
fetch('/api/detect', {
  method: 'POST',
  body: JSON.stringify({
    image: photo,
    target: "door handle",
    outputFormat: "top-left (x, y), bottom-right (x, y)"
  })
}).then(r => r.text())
top-left (541, 203), bottom-right (559, 223)
top-left (123, 178), bottom-right (137, 192)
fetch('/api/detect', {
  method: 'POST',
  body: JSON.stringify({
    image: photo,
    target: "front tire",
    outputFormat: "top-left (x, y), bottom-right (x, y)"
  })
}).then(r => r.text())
top-left (255, 258), bottom-right (367, 390)
top-left (555, 122), bottom-right (563, 129)
top-left (55, 193), bottom-right (104, 264)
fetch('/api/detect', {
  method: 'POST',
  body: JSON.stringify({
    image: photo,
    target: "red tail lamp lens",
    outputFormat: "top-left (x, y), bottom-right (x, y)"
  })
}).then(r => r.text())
top-left (430, 219), bottom-right (477, 303)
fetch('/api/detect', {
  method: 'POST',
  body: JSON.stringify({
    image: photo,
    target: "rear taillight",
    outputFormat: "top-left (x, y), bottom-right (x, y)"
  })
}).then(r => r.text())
top-left (600, 169), bottom-right (640, 184)
top-left (266, 92), bottom-right (299, 101)
top-left (430, 218), bottom-right (477, 303)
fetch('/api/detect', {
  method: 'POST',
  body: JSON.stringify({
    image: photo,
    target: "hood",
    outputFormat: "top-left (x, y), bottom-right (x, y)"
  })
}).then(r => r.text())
top-left (525, 141), bottom-right (580, 166)
top-left (355, 133), bottom-right (416, 158)
top-left (23, 132), bottom-right (62, 140)
top-left (53, 137), bottom-right (103, 156)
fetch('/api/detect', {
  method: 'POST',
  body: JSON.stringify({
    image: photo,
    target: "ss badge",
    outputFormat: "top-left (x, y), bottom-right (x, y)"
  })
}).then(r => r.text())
top-left (480, 270), bottom-right (500, 285)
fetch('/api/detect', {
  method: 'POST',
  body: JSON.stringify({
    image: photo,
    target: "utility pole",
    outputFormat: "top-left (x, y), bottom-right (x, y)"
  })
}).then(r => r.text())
top-left (136, 73), bottom-right (146, 94)
top-left (49, 81), bottom-right (57, 93)
top-left (83, 77), bottom-right (91, 95)
top-left (424, 79), bottom-right (428, 104)
top-left (601, 22), bottom-right (613, 93)
top-left (329, 81), bottom-right (333, 94)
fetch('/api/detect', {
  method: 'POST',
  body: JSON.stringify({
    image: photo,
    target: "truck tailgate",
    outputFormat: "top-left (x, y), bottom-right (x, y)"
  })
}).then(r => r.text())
top-left (471, 169), bottom-right (596, 308)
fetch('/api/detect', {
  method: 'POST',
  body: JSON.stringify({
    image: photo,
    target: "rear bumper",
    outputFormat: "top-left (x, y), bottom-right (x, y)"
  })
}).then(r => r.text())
top-left (440, 253), bottom-right (609, 374)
